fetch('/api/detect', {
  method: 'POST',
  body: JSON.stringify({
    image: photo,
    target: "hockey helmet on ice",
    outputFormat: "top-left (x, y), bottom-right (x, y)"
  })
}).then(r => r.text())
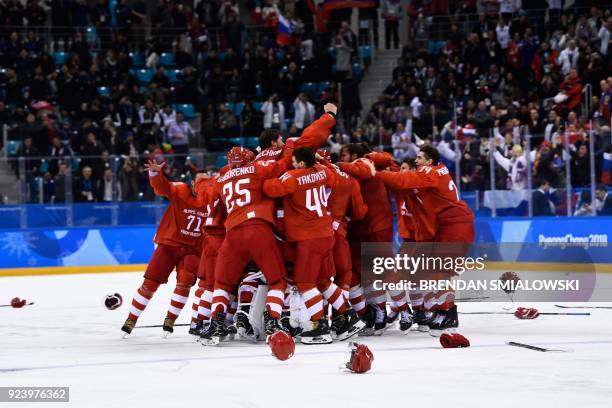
top-left (268, 331), bottom-right (295, 361)
top-left (104, 293), bottom-right (123, 310)
top-left (345, 342), bottom-right (374, 373)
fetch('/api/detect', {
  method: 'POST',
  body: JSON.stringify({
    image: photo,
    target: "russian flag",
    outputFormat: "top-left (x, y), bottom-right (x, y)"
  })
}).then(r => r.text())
top-left (276, 13), bottom-right (294, 46)
top-left (603, 152), bottom-right (612, 185)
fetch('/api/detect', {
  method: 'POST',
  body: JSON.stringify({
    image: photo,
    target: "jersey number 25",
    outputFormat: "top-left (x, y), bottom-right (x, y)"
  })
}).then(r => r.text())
top-left (222, 179), bottom-right (251, 213)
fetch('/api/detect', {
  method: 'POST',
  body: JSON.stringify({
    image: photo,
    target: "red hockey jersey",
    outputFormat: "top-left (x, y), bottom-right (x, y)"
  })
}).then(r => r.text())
top-left (376, 164), bottom-right (474, 232)
top-left (195, 156), bottom-right (292, 231)
top-left (320, 161), bottom-right (368, 237)
top-left (338, 158), bottom-right (393, 238)
top-left (263, 164), bottom-right (338, 241)
top-left (150, 172), bottom-right (206, 251)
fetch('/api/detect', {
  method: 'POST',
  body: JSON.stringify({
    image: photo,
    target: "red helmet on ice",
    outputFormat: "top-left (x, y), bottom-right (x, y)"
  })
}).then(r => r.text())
top-left (11, 297), bottom-right (27, 308)
top-left (345, 342), bottom-right (374, 373)
top-left (268, 331), bottom-right (295, 361)
top-left (226, 147), bottom-right (254, 167)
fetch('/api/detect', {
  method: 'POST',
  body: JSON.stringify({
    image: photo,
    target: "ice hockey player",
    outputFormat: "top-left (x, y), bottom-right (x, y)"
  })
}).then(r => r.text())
top-left (337, 145), bottom-right (395, 335)
top-left (189, 175), bottom-right (228, 336)
top-left (367, 145), bottom-right (475, 335)
top-left (264, 147), bottom-right (365, 343)
top-left (194, 146), bottom-right (293, 345)
top-left (121, 160), bottom-right (206, 335)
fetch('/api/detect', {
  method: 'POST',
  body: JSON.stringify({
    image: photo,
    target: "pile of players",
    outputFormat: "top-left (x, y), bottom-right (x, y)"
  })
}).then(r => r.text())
top-left (120, 103), bottom-right (475, 346)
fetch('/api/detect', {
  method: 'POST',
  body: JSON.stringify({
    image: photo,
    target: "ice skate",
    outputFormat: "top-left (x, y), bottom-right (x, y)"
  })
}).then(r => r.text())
top-left (429, 306), bottom-right (459, 337)
top-left (121, 318), bottom-right (136, 336)
top-left (199, 312), bottom-right (227, 346)
top-left (332, 308), bottom-right (365, 341)
top-left (189, 319), bottom-right (204, 336)
top-left (399, 308), bottom-right (414, 332)
top-left (300, 319), bottom-right (333, 344)
top-left (236, 310), bottom-right (257, 342)
top-left (162, 317), bottom-right (174, 336)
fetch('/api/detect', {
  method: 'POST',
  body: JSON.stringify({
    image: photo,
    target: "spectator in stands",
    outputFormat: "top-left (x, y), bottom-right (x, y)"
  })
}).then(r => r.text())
top-left (598, 16), bottom-right (611, 56)
top-left (166, 112), bottom-right (193, 163)
top-left (97, 169), bottom-right (121, 202)
top-left (139, 99), bottom-right (163, 126)
top-left (280, 62), bottom-right (302, 106)
top-left (493, 142), bottom-right (527, 191)
top-left (261, 94), bottom-right (286, 132)
top-left (15, 136), bottom-right (40, 175)
top-left (240, 101), bottom-right (262, 137)
top-left (160, 104), bottom-right (176, 126)
top-left (381, 0), bottom-right (401, 50)
top-left (558, 69), bottom-right (584, 116)
top-left (52, 163), bottom-right (67, 203)
top-left (118, 159), bottom-right (139, 201)
top-left (574, 190), bottom-right (593, 216)
top-left (48, 136), bottom-right (70, 175)
top-left (334, 22), bottom-right (355, 82)
top-left (557, 39), bottom-right (579, 75)
top-left (293, 93), bottom-right (315, 134)
top-left (571, 144), bottom-right (591, 187)
top-left (534, 140), bottom-right (561, 187)
top-left (341, 71), bottom-right (362, 131)
top-left (80, 133), bottom-right (104, 177)
top-left (218, 103), bottom-right (239, 137)
top-left (74, 166), bottom-right (97, 202)
top-left (595, 184), bottom-right (612, 215)
top-left (119, 133), bottom-right (140, 160)
top-left (177, 66), bottom-right (199, 103)
top-left (533, 179), bottom-right (555, 216)
top-left (42, 171), bottom-right (55, 203)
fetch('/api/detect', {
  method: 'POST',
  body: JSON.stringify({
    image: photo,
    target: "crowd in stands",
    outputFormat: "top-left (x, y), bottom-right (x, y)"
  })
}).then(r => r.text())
top-left (0, 0), bottom-right (611, 215)
top-left (352, 0), bottom-right (612, 216)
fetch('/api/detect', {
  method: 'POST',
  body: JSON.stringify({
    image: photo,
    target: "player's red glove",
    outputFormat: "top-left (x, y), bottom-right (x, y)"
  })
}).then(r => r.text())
top-left (440, 333), bottom-right (471, 348)
top-left (514, 307), bottom-right (539, 319)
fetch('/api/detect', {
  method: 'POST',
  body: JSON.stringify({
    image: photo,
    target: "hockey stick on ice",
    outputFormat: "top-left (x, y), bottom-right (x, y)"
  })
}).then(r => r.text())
top-left (554, 304), bottom-right (612, 309)
top-left (455, 296), bottom-right (492, 302)
top-left (135, 323), bottom-right (191, 329)
top-left (507, 341), bottom-right (569, 352)
top-left (459, 311), bottom-right (590, 316)
top-left (0, 301), bottom-right (34, 308)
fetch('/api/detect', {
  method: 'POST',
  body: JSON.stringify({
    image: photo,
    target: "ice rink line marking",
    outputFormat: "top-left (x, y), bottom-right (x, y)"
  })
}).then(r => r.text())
top-left (2, 340), bottom-right (611, 373)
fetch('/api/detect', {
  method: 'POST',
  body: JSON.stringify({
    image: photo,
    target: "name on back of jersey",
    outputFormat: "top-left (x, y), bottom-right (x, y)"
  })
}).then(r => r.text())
top-left (296, 170), bottom-right (326, 186)
top-left (217, 165), bottom-right (255, 182)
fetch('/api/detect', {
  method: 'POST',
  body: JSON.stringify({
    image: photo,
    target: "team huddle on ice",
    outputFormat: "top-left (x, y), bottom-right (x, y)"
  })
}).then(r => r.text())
top-left (119, 103), bottom-right (475, 346)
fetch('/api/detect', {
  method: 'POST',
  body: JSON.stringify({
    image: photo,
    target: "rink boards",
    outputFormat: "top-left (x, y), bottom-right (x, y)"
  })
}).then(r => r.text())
top-left (0, 217), bottom-right (611, 275)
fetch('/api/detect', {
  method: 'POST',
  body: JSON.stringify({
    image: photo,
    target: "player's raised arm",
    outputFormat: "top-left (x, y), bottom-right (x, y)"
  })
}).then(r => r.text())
top-left (376, 167), bottom-right (437, 191)
top-left (294, 103), bottom-right (337, 150)
top-left (146, 160), bottom-right (175, 198)
top-left (337, 158), bottom-right (375, 180)
top-left (375, 145), bottom-right (441, 190)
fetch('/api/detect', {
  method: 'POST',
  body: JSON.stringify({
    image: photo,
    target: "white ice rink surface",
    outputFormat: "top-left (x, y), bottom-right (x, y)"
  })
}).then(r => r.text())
top-left (1, 272), bottom-right (612, 408)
